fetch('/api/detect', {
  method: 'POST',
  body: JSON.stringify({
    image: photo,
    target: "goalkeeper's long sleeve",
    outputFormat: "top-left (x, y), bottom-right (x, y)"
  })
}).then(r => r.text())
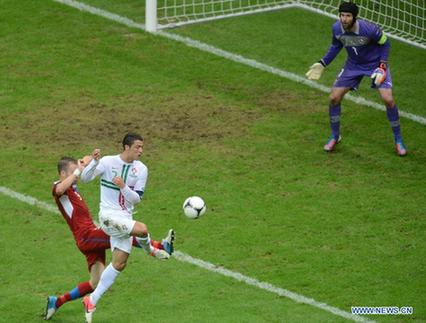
top-left (321, 35), bottom-right (343, 66)
top-left (378, 37), bottom-right (390, 63)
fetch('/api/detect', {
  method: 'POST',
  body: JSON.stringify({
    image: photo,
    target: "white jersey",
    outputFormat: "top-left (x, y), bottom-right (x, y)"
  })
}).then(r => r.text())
top-left (81, 155), bottom-right (148, 216)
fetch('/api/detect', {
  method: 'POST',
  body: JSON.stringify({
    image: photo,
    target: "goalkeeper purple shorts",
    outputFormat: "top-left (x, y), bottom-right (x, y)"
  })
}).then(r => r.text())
top-left (333, 64), bottom-right (393, 90)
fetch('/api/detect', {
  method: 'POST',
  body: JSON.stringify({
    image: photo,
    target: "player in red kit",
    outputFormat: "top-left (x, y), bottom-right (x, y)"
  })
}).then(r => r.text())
top-left (44, 155), bottom-right (174, 320)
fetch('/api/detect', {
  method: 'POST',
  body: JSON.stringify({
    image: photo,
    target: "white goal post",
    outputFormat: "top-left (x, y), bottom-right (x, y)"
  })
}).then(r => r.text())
top-left (145, 0), bottom-right (426, 50)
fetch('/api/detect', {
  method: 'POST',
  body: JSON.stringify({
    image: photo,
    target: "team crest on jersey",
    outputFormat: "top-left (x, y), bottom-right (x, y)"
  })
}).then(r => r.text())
top-left (337, 35), bottom-right (370, 47)
top-left (129, 167), bottom-right (138, 177)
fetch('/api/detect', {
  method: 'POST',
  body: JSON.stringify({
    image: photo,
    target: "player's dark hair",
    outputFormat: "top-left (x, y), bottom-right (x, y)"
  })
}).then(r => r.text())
top-left (339, 1), bottom-right (359, 19)
top-left (57, 156), bottom-right (77, 173)
top-left (122, 133), bottom-right (144, 149)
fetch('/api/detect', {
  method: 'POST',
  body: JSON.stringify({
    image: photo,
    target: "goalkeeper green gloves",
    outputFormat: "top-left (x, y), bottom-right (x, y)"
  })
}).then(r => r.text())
top-left (306, 61), bottom-right (325, 80)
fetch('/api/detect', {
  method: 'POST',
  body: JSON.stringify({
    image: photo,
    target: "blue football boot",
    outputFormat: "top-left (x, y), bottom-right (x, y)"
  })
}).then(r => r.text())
top-left (162, 229), bottom-right (175, 255)
top-left (44, 296), bottom-right (57, 320)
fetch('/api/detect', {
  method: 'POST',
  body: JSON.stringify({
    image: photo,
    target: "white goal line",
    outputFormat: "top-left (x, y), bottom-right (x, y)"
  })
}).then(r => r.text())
top-left (52, 0), bottom-right (426, 126)
top-left (0, 186), bottom-right (374, 322)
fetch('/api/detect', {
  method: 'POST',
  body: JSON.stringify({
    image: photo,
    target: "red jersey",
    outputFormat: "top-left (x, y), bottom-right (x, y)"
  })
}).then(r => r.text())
top-left (52, 182), bottom-right (97, 240)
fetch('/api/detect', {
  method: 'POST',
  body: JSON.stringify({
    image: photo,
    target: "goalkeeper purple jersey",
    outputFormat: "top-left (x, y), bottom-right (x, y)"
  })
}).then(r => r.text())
top-left (321, 19), bottom-right (389, 70)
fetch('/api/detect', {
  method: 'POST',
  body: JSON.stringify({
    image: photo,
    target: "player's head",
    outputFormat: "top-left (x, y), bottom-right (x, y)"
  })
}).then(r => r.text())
top-left (57, 156), bottom-right (78, 181)
top-left (339, 1), bottom-right (358, 30)
top-left (122, 133), bottom-right (144, 162)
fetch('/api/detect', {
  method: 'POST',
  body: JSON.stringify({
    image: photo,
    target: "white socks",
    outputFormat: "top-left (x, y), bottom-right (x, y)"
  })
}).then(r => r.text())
top-left (136, 234), bottom-right (153, 254)
top-left (90, 263), bottom-right (120, 305)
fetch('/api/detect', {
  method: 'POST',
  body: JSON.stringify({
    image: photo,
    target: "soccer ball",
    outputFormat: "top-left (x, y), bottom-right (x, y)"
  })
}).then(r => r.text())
top-left (183, 196), bottom-right (206, 219)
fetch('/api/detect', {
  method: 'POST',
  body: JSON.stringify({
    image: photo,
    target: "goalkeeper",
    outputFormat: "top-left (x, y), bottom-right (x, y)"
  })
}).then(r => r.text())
top-left (306, 1), bottom-right (407, 156)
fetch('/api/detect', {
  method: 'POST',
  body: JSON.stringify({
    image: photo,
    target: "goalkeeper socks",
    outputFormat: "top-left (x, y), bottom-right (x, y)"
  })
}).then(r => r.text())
top-left (56, 281), bottom-right (93, 308)
top-left (329, 104), bottom-right (341, 139)
top-left (90, 263), bottom-right (120, 305)
top-left (386, 106), bottom-right (401, 141)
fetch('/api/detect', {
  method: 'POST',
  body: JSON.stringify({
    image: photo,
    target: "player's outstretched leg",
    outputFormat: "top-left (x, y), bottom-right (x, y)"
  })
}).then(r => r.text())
top-left (152, 247), bottom-right (170, 259)
top-left (133, 222), bottom-right (172, 260)
top-left (45, 281), bottom-right (93, 320)
top-left (83, 295), bottom-right (96, 323)
top-left (133, 235), bottom-right (172, 260)
top-left (162, 229), bottom-right (175, 255)
top-left (137, 234), bottom-right (170, 260)
top-left (44, 296), bottom-right (57, 320)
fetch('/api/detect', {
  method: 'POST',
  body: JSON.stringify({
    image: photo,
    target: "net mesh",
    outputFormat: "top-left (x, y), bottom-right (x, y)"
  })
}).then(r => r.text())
top-left (158, 0), bottom-right (292, 24)
top-left (156, 0), bottom-right (426, 48)
top-left (299, 0), bottom-right (425, 47)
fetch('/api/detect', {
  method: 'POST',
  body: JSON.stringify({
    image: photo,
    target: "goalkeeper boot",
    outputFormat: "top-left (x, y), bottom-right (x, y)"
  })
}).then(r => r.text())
top-left (324, 135), bottom-right (341, 152)
top-left (83, 296), bottom-right (96, 323)
top-left (44, 296), bottom-right (57, 320)
top-left (395, 138), bottom-right (407, 157)
top-left (162, 229), bottom-right (175, 255)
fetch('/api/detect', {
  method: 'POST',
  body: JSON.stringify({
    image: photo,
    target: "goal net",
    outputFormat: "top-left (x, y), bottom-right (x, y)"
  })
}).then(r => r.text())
top-left (146, 0), bottom-right (426, 49)
top-left (297, 1), bottom-right (425, 49)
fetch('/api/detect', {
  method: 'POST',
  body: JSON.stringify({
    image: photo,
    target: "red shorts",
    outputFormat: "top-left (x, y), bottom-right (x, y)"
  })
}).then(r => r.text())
top-left (76, 228), bottom-right (110, 272)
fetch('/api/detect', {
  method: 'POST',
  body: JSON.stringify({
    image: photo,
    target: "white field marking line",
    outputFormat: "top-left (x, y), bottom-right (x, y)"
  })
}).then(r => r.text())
top-left (0, 186), bottom-right (60, 214)
top-left (0, 184), bottom-right (375, 323)
top-left (51, 0), bottom-right (426, 126)
top-left (173, 251), bottom-right (376, 323)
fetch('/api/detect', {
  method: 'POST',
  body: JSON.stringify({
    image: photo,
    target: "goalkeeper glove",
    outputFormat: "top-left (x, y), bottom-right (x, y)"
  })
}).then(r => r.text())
top-left (306, 61), bottom-right (325, 80)
top-left (371, 62), bottom-right (387, 87)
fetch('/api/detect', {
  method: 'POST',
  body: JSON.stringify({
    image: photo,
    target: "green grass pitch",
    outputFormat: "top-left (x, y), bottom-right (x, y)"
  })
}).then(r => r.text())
top-left (0, 1), bottom-right (425, 322)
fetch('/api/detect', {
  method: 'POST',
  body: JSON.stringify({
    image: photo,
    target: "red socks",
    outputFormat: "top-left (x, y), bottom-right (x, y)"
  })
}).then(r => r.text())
top-left (55, 281), bottom-right (93, 308)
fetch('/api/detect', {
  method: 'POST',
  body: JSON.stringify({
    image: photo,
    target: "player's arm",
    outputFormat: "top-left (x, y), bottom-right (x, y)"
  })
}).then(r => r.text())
top-left (112, 177), bottom-right (143, 205)
top-left (54, 160), bottom-right (84, 196)
top-left (372, 25), bottom-right (390, 64)
top-left (377, 33), bottom-right (390, 63)
top-left (80, 149), bottom-right (103, 183)
top-left (321, 34), bottom-right (343, 66)
top-left (306, 33), bottom-right (343, 80)
top-left (112, 166), bottom-right (147, 205)
top-left (132, 166), bottom-right (147, 201)
top-left (371, 27), bottom-right (390, 86)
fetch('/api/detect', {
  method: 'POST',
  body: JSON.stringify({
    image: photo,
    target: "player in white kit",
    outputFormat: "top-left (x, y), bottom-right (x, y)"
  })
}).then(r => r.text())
top-left (80, 133), bottom-right (174, 323)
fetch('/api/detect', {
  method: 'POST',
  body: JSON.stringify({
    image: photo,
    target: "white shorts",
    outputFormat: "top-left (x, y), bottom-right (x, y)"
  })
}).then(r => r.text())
top-left (99, 210), bottom-right (136, 254)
